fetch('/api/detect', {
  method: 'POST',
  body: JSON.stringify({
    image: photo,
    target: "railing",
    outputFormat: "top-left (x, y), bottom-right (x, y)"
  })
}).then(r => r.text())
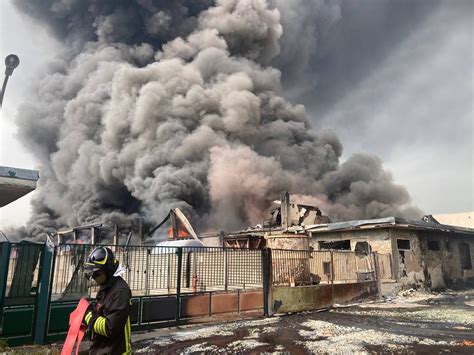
top-left (51, 244), bottom-right (263, 299)
top-left (5, 244), bottom-right (380, 300)
top-left (271, 249), bottom-right (376, 286)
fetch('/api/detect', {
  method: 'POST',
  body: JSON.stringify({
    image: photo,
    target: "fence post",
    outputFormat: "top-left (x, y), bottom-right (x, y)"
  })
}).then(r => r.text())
top-left (330, 251), bottom-right (335, 306)
top-left (34, 242), bottom-right (55, 345)
top-left (175, 247), bottom-right (183, 326)
top-left (261, 248), bottom-right (272, 316)
top-left (145, 248), bottom-right (150, 296)
top-left (223, 248), bottom-right (228, 291)
top-left (0, 242), bottom-right (12, 334)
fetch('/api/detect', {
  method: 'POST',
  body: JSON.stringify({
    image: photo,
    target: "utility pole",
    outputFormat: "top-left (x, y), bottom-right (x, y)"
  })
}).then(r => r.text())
top-left (0, 54), bottom-right (20, 108)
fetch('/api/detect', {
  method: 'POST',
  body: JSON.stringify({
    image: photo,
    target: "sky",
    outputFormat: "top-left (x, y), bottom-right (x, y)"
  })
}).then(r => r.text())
top-left (0, 0), bottom-right (473, 228)
top-left (295, 0), bottom-right (473, 216)
top-left (0, 2), bottom-right (61, 226)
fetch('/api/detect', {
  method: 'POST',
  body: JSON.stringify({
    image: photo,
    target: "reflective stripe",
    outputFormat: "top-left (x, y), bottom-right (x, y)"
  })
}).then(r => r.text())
top-left (93, 316), bottom-right (108, 337)
top-left (122, 317), bottom-right (131, 354)
top-left (84, 311), bottom-right (92, 325)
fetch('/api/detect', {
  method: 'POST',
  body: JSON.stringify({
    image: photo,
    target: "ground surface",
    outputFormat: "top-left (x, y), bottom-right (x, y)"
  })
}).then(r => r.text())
top-left (133, 289), bottom-right (474, 354)
top-left (3, 289), bottom-right (474, 354)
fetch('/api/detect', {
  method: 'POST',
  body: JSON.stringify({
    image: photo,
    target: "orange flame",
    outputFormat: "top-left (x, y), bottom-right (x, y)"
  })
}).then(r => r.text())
top-left (168, 222), bottom-right (190, 239)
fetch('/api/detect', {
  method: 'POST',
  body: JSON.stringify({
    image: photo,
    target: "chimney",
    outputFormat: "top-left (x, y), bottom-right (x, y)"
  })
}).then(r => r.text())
top-left (281, 191), bottom-right (290, 230)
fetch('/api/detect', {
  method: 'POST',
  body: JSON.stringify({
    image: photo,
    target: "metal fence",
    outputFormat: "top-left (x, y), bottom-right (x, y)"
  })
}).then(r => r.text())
top-left (0, 242), bottom-right (382, 346)
top-left (4, 244), bottom-right (380, 301)
top-left (51, 244), bottom-right (263, 300)
top-left (271, 249), bottom-right (376, 286)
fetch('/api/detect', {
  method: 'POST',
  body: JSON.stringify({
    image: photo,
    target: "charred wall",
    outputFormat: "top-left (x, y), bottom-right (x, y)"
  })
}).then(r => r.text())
top-left (416, 230), bottom-right (474, 288)
top-left (310, 227), bottom-right (474, 290)
top-left (389, 229), bottom-right (425, 287)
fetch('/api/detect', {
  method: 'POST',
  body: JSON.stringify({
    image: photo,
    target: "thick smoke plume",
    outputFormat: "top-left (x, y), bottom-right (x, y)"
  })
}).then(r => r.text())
top-left (11, 0), bottom-right (420, 240)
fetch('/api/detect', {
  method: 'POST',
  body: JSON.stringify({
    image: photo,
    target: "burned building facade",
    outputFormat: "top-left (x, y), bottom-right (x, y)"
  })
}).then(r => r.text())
top-left (308, 217), bottom-right (474, 290)
top-left (223, 192), bottom-right (330, 250)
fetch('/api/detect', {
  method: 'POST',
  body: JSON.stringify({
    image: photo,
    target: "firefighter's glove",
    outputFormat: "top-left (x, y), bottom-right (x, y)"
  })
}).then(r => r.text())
top-left (82, 310), bottom-right (94, 327)
top-left (82, 304), bottom-right (94, 327)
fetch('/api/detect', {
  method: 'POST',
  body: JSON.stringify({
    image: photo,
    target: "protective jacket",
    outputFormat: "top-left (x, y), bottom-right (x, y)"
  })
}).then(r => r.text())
top-left (86, 276), bottom-right (132, 354)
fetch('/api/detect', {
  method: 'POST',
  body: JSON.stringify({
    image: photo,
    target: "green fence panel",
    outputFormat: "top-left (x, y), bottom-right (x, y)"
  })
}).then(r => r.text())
top-left (48, 302), bottom-right (77, 333)
top-left (2, 305), bottom-right (35, 336)
top-left (0, 242), bottom-right (12, 334)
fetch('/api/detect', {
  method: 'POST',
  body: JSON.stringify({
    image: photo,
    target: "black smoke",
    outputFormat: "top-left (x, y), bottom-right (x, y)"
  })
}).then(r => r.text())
top-left (11, 0), bottom-right (421, 240)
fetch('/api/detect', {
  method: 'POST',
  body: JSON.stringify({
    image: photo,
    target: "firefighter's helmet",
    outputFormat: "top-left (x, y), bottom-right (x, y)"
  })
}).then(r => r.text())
top-left (84, 246), bottom-right (118, 279)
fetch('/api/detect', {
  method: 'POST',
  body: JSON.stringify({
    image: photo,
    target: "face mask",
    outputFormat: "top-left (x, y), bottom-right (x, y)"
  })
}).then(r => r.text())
top-left (92, 270), bottom-right (107, 285)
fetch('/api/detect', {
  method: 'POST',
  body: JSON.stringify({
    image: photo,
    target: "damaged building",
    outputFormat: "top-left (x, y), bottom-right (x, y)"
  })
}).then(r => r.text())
top-left (222, 192), bottom-right (330, 250)
top-left (221, 193), bottom-right (474, 291)
top-left (307, 217), bottom-right (474, 291)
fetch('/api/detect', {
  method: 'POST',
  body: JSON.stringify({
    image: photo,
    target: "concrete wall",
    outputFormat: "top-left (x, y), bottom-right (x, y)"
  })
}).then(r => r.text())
top-left (271, 282), bottom-right (378, 314)
top-left (433, 212), bottom-right (474, 229)
top-left (416, 231), bottom-right (474, 288)
top-left (266, 234), bottom-right (309, 250)
top-left (389, 229), bottom-right (425, 286)
top-left (392, 229), bottom-right (474, 289)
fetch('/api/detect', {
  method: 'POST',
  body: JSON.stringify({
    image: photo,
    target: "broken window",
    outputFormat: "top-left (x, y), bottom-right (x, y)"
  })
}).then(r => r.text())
top-left (355, 241), bottom-right (371, 256)
top-left (397, 239), bottom-right (411, 250)
top-left (318, 240), bottom-right (351, 250)
top-left (427, 240), bottom-right (440, 251)
top-left (459, 243), bottom-right (472, 270)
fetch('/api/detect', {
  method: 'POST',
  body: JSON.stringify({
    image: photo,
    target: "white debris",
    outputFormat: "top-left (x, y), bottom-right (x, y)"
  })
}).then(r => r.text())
top-left (333, 307), bottom-right (474, 325)
top-left (297, 319), bottom-right (457, 353)
top-left (179, 342), bottom-right (220, 354)
top-left (227, 339), bottom-right (268, 351)
top-left (141, 316), bottom-right (281, 349)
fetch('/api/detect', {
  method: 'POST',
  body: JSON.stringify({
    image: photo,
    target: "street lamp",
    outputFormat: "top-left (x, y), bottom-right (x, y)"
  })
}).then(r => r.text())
top-left (0, 54), bottom-right (20, 108)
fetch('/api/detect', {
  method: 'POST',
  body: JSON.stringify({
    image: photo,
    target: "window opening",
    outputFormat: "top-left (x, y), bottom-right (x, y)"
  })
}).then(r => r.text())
top-left (459, 243), bottom-right (472, 270)
top-left (397, 239), bottom-right (411, 250)
top-left (427, 240), bottom-right (440, 251)
top-left (318, 240), bottom-right (351, 250)
top-left (355, 241), bottom-right (371, 256)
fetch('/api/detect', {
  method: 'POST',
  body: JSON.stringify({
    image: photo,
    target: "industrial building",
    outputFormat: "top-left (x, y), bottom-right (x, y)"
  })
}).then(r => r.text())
top-left (307, 217), bottom-right (474, 290)
top-left (221, 193), bottom-right (474, 291)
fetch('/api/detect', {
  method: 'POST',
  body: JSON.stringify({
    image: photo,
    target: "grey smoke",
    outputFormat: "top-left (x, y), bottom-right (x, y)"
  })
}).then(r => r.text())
top-left (12, 0), bottom-right (421, 240)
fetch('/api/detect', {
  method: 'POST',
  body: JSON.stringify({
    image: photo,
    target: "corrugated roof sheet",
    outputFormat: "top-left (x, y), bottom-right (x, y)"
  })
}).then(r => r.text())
top-left (306, 216), bottom-right (474, 235)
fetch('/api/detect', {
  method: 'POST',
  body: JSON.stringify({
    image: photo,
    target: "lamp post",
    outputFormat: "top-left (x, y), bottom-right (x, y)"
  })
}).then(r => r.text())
top-left (0, 54), bottom-right (20, 108)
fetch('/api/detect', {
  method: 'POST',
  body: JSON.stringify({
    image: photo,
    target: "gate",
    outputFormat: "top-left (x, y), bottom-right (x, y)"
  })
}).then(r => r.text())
top-left (0, 242), bottom-right (265, 346)
top-left (0, 242), bottom-right (54, 346)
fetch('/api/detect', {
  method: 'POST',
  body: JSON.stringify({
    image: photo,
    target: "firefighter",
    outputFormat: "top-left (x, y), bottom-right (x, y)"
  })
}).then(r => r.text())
top-left (83, 246), bottom-right (132, 354)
